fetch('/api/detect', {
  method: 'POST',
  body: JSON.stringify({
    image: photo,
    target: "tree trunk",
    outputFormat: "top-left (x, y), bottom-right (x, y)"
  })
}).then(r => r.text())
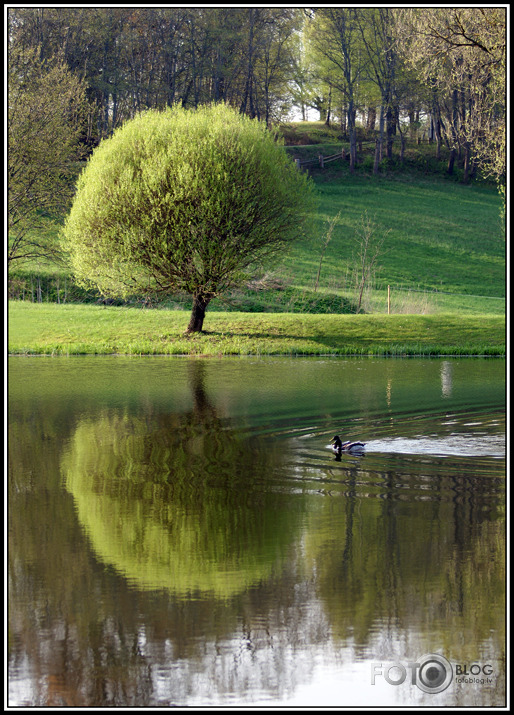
top-left (373, 138), bottom-right (380, 174)
top-left (186, 293), bottom-right (212, 333)
top-left (339, 103), bottom-right (346, 133)
top-left (378, 105), bottom-right (385, 161)
top-left (366, 106), bottom-right (376, 133)
top-left (399, 131), bottom-right (406, 163)
top-left (462, 143), bottom-right (472, 183)
top-left (324, 86), bottom-right (332, 126)
top-left (240, 8), bottom-right (256, 115)
top-left (447, 148), bottom-right (456, 175)
top-left (348, 103), bottom-right (357, 173)
top-left (386, 104), bottom-right (395, 159)
top-left (447, 88), bottom-right (459, 175)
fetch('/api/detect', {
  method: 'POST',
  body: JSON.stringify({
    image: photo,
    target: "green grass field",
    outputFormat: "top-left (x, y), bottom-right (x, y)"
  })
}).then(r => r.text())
top-left (282, 173), bottom-right (503, 295)
top-left (9, 167), bottom-right (504, 313)
top-left (8, 122), bottom-right (505, 355)
top-left (8, 302), bottom-right (505, 356)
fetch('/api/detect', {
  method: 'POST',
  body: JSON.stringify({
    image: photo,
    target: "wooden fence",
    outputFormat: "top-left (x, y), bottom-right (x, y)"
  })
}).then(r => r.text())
top-left (295, 148), bottom-right (347, 170)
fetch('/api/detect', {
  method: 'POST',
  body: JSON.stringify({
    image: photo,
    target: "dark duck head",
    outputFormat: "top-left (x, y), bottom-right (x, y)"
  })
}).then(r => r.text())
top-left (331, 435), bottom-right (366, 453)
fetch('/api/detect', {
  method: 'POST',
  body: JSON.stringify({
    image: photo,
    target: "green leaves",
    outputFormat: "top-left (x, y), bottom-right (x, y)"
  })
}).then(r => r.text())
top-left (63, 104), bottom-right (316, 318)
top-left (8, 43), bottom-right (87, 267)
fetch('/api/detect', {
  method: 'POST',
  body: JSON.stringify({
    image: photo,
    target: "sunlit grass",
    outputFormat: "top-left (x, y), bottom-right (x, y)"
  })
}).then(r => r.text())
top-left (8, 302), bottom-right (505, 356)
top-left (280, 174), bottom-right (504, 303)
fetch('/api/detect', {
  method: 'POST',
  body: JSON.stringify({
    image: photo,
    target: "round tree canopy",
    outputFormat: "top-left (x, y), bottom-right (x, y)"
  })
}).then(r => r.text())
top-left (63, 103), bottom-right (316, 330)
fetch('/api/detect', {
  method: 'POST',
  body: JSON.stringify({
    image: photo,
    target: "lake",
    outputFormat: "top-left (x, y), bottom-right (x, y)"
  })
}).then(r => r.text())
top-left (8, 356), bottom-right (506, 707)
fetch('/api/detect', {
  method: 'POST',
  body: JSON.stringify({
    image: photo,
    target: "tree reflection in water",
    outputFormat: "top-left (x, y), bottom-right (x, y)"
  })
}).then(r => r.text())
top-left (8, 358), bottom-right (505, 707)
top-left (62, 360), bottom-right (302, 597)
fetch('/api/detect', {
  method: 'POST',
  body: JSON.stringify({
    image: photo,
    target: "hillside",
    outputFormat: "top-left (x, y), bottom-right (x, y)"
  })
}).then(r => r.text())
top-left (8, 123), bottom-right (505, 316)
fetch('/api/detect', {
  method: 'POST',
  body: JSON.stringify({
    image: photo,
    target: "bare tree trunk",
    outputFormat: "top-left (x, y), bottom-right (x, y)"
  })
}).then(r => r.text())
top-left (378, 104), bottom-right (385, 161)
top-left (399, 131), bottom-right (406, 162)
top-left (240, 8), bottom-right (256, 115)
top-left (186, 293), bottom-right (212, 333)
top-left (386, 103), bottom-right (395, 159)
top-left (447, 88), bottom-right (459, 175)
top-left (324, 85), bottom-right (332, 126)
top-left (348, 103), bottom-right (357, 173)
top-left (366, 106), bottom-right (376, 132)
top-left (373, 138), bottom-right (380, 174)
top-left (447, 147), bottom-right (456, 175)
top-left (462, 143), bottom-right (472, 182)
top-left (339, 103), bottom-right (347, 133)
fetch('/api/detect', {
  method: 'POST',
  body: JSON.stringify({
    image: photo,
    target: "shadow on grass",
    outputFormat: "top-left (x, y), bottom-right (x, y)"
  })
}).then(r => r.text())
top-left (183, 329), bottom-right (375, 350)
top-left (179, 328), bottom-right (505, 356)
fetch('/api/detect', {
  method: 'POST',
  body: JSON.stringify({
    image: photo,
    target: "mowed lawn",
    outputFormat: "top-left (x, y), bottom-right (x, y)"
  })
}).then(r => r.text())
top-left (8, 302), bottom-right (505, 356)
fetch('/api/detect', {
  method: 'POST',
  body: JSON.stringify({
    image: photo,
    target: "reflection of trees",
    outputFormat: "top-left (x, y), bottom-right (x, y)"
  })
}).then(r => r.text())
top-left (9, 360), bottom-right (315, 706)
top-left (62, 360), bottom-right (300, 597)
top-left (303, 463), bottom-right (505, 663)
top-left (8, 358), bottom-right (506, 706)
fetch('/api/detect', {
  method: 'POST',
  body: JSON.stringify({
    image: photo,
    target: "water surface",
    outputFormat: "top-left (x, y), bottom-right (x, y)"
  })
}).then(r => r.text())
top-left (8, 356), bottom-right (506, 706)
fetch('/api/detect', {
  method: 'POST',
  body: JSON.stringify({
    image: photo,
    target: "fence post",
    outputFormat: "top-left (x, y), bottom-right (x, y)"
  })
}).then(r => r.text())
top-left (388, 285), bottom-right (391, 314)
top-left (295, 158), bottom-right (301, 170)
top-left (319, 154), bottom-right (324, 168)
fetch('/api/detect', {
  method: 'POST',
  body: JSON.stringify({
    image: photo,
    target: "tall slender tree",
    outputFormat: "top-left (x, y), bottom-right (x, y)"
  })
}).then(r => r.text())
top-left (305, 8), bottom-right (366, 172)
top-left (8, 40), bottom-right (86, 266)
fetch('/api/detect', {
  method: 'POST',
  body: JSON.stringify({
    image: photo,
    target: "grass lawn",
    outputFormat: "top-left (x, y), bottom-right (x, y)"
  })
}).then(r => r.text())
top-left (8, 302), bottom-right (505, 356)
top-left (280, 173), bottom-right (504, 301)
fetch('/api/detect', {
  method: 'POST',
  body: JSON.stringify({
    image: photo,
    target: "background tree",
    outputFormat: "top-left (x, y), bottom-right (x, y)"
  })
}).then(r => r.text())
top-left (8, 39), bottom-right (87, 266)
top-left (305, 8), bottom-right (367, 172)
top-left (356, 8), bottom-right (400, 163)
top-left (8, 7), bottom-right (504, 190)
top-left (8, 7), bottom-right (303, 145)
top-left (396, 8), bottom-right (506, 189)
top-left (287, 34), bottom-right (315, 121)
top-left (254, 9), bottom-right (300, 126)
top-left (63, 104), bottom-right (315, 332)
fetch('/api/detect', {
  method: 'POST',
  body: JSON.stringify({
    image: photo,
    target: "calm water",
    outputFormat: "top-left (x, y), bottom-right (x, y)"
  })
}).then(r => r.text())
top-left (8, 356), bottom-right (506, 707)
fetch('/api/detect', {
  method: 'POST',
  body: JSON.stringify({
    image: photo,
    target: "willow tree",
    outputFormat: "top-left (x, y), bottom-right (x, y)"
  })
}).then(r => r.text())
top-left (63, 103), bottom-right (315, 332)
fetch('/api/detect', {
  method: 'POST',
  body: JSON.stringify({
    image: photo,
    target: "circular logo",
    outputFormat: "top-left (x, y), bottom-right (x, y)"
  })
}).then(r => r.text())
top-left (416, 653), bottom-right (453, 693)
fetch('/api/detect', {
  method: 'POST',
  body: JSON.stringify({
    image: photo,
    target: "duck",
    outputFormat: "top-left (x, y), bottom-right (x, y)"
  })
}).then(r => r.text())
top-left (331, 435), bottom-right (366, 454)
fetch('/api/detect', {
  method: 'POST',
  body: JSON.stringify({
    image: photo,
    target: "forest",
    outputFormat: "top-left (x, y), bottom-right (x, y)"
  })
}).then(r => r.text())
top-left (8, 6), bottom-right (506, 268)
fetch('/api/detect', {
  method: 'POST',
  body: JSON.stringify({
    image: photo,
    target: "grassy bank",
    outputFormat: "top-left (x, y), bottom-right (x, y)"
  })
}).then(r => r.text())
top-left (8, 302), bottom-right (505, 356)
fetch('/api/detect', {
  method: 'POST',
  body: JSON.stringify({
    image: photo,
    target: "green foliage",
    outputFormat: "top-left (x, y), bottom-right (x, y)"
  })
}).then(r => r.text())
top-left (63, 104), bottom-right (316, 307)
top-left (8, 42), bottom-right (87, 266)
top-left (11, 122), bottom-right (504, 320)
top-left (62, 411), bottom-right (298, 596)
